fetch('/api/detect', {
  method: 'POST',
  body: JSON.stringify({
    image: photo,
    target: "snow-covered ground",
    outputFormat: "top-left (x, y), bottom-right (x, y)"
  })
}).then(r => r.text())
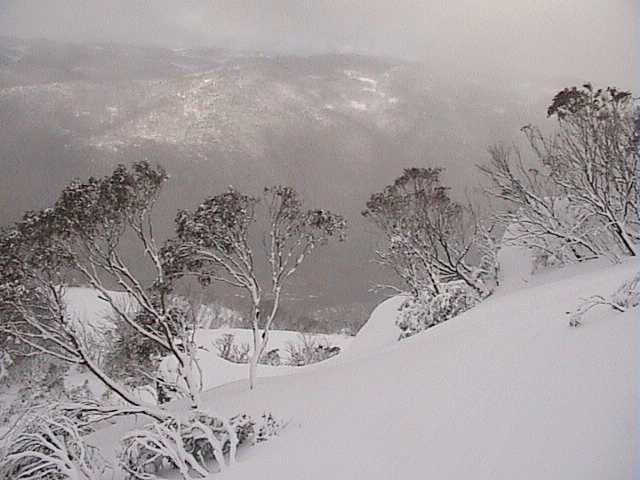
top-left (87, 257), bottom-right (636, 480)
top-left (496, 223), bottom-right (534, 291)
top-left (161, 328), bottom-right (353, 391)
top-left (202, 259), bottom-right (636, 480)
top-left (337, 294), bottom-right (407, 361)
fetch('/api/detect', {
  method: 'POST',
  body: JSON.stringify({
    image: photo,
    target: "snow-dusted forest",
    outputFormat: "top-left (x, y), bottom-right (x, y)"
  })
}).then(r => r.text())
top-left (0, 2), bottom-right (637, 479)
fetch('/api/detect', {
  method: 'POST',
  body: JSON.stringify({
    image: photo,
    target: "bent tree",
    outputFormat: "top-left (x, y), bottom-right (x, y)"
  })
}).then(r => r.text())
top-left (363, 167), bottom-right (492, 298)
top-left (162, 186), bottom-right (346, 389)
top-left (481, 84), bottom-right (639, 262)
top-left (0, 162), bottom-right (204, 418)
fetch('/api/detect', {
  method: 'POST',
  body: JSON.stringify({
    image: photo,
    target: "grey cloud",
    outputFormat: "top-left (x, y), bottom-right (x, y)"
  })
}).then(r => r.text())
top-left (0, 0), bottom-right (635, 86)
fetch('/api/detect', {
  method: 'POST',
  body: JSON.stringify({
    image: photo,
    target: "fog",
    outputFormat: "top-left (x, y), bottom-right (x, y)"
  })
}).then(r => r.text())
top-left (0, 0), bottom-right (635, 315)
top-left (0, 0), bottom-right (635, 86)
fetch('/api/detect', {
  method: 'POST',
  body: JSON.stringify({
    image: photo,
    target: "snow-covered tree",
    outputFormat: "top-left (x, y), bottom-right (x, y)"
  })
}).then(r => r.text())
top-left (0, 410), bottom-right (109, 480)
top-left (397, 281), bottom-right (479, 339)
top-left (481, 84), bottom-right (638, 263)
top-left (162, 186), bottom-right (347, 389)
top-left (0, 161), bottom-right (245, 474)
top-left (1, 162), bottom-right (212, 417)
top-left (480, 145), bottom-right (609, 265)
top-left (363, 167), bottom-right (494, 298)
top-left (569, 272), bottom-right (640, 327)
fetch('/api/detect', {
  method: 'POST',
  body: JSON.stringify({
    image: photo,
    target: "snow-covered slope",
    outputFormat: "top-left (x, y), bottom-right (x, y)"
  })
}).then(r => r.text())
top-left (86, 259), bottom-right (636, 480)
top-left (161, 328), bottom-right (353, 391)
top-left (496, 223), bottom-right (535, 291)
top-left (193, 259), bottom-right (636, 480)
top-left (338, 294), bottom-right (407, 361)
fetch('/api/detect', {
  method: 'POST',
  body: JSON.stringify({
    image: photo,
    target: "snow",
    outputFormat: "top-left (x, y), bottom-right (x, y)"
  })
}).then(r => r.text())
top-left (201, 259), bottom-right (636, 480)
top-left (356, 76), bottom-right (378, 87)
top-left (161, 328), bottom-right (353, 391)
top-left (195, 328), bottom-right (351, 359)
top-left (63, 287), bottom-right (131, 330)
top-left (84, 258), bottom-right (637, 479)
top-left (496, 223), bottom-right (534, 291)
top-left (338, 295), bottom-right (407, 361)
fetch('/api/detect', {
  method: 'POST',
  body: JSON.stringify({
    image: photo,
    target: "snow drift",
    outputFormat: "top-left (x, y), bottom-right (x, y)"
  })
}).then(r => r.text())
top-left (84, 258), bottom-right (636, 480)
top-left (196, 259), bottom-right (637, 480)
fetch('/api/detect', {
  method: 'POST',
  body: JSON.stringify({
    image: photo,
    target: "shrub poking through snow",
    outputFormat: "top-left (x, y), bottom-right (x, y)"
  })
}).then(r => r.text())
top-left (285, 334), bottom-right (341, 366)
top-left (397, 282), bottom-right (480, 339)
top-left (569, 273), bottom-right (639, 327)
top-left (261, 348), bottom-right (282, 366)
top-left (214, 334), bottom-right (251, 364)
top-left (255, 413), bottom-right (286, 443)
top-left (0, 411), bottom-right (109, 480)
top-left (119, 412), bottom-right (256, 479)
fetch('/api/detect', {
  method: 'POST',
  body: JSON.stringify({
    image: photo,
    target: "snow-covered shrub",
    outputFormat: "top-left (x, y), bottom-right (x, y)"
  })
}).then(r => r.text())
top-left (0, 356), bottom-right (86, 434)
top-left (0, 411), bottom-right (109, 480)
top-left (481, 85), bottom-right (639, 263)
top-left (214, 334), bottom-right (250, 364)
top-left (255, 413), bottom-right (286, 443)
top-left (119, 411), bottom-right (253, 479)
top-left (569, 273), bottom-right (639, 327)
top-left (261, 348), bottom-right (282, 366)
top-left (398, 282), bottom-right (480, 339)
top-left (285, 334), bottom-right (341, 366)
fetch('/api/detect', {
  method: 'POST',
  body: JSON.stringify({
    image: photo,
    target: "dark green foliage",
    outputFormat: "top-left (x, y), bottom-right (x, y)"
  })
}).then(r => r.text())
top-left (0, 160), bottom-right (209, 410)
top-left (547, 83), bottom-right (633, 120)
top-left (363, 168), bottom-right (490, 297)
top-left (0, 161), bottom-right (168, 306)
top-left (175, 188), bottom-right (258, 252)
top-left (163, 186), bottom-right (347, 288)
top-left (103, 317), bottom-right (165, 388)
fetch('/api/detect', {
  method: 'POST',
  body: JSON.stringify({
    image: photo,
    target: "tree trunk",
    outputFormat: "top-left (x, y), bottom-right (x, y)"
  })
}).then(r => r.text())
top-left (613, 222), bottom-right (637, 257)
top-left (248, 300), bottom-right (261, 390)
top-left (248, 350), bottom-right (258, 390)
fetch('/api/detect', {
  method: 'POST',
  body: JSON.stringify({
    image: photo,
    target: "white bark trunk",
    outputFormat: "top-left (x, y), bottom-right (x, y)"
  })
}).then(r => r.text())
top-left (248, 352), bottom-right (258, 390)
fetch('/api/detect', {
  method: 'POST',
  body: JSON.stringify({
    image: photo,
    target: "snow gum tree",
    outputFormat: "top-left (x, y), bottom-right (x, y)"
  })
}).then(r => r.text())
top-left (0, 161), bottom-right (250, 475)
top-left (162, 186), bottom-right (347, 389)
top-left (480, 84), bottom-right (638, 262)
top-left (362, 167), bottom-right (493, 298)
top-left (0, 162), bottom-right (203, 418)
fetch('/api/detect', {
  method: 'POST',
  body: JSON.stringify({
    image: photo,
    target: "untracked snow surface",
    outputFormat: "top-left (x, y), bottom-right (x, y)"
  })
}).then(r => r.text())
top-left (338, 294), bottom-right (407, 361)
top-left (88, 259), bottom-right (636, 479)
top-left (197, 259), bottom-right (637, 480)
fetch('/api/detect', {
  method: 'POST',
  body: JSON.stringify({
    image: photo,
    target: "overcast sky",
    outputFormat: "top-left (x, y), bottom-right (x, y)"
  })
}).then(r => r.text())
top-left (0, 0), bottom-right (635, 86)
